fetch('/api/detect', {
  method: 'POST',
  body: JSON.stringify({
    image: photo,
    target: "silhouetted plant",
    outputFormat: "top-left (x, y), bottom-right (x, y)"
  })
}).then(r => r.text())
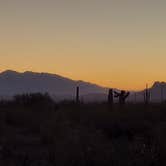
top-left (144, 85), bottom-right (150, 105)
top-left (76, 86), bottom-right (80, 104)
top-left (114, 90), bottom-right (130, 105)
top-left (13, 93), bottom-right (56, 111)
top-left (108, 89), bottom-right (113, 106)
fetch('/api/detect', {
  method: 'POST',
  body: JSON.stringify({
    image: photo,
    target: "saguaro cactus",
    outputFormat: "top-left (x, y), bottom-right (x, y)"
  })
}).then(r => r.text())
top-left (76, 86), bottom-right (80, 103)
top-left (114, 90), bottom-right (130, 105)
top-left (134, 93), bottom-right (137, 104)
top-left (161, 84), bottom-right (164, 103)
top-left (144, 84), bottom-right (150, 105)
top-left (108, 89), bottom-right (113, 105)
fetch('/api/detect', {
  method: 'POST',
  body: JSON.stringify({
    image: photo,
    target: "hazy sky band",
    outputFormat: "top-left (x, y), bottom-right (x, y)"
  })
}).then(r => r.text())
top-left (0, 0), bottom-right (166, 90)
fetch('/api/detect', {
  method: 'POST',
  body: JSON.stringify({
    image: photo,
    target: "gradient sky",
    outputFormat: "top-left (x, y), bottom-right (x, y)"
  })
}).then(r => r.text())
top-left (0, 0), bottom-right (166, 90)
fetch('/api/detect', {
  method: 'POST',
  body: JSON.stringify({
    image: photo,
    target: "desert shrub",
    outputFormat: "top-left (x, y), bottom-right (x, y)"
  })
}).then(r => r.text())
top-left (12, 93), bottom-right (58, 112)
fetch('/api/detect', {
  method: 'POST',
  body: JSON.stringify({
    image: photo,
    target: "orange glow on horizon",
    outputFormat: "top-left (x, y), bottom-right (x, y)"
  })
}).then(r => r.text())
top-left (0, 68), bottom-right (160, 91)
top-left (0, 0), bottom-right (165, 91)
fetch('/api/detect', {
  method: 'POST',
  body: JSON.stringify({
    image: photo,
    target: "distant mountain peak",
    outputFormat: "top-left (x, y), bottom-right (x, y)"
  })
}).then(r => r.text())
top-left (23, 71), bottom-right (43, 76)
top-left (23, 71), bottom-right (35, 74)
top-left (152, 81), bottom-right (166, 88)
top-left (1, 70), bottom-right (19, 75)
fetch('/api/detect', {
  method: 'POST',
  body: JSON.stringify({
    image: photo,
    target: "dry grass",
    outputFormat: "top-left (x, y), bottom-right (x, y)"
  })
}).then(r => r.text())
top-left (0, 95), bottom-right (165, 165)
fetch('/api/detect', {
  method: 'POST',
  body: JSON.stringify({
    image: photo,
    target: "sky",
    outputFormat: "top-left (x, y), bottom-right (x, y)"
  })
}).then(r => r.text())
top-left (0, 0), bottom-right (166, 90)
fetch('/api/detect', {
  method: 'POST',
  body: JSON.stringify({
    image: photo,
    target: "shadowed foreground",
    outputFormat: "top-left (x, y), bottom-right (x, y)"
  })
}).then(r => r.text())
top-left (0, 95), bottom-right (166, 165)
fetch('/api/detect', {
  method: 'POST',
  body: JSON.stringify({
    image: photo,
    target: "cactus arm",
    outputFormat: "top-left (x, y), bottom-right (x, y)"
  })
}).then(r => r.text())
top-left (114, 91), bottom-right (120, 97)
top-left (124, 92), bottom-right (130, 99)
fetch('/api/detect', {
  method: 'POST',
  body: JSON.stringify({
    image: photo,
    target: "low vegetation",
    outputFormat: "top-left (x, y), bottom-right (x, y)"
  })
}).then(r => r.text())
top-left (0, 93), bottom-right (166, 165)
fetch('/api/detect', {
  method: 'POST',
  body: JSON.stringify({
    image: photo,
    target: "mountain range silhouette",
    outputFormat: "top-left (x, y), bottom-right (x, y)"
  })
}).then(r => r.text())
top-left (0, 70), bottom-right (165, 102)
top-left (0, 70), bottom-right (108, 101)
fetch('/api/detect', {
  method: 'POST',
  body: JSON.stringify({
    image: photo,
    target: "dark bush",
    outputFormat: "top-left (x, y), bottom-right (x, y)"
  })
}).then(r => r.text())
top-left (12, 93), bottom-right (58, 111)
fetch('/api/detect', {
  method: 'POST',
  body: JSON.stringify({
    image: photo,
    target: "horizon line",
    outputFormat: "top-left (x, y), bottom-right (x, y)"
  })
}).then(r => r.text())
top-left (0, 69), bottom-right (163, 92)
